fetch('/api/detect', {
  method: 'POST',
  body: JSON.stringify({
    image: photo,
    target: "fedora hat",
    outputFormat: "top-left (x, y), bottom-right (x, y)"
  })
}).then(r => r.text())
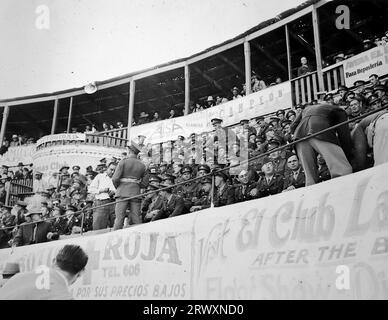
top-left (139, 111), bottom-right (149, 118)
top-left (207, 96), bottom-right (214, 102)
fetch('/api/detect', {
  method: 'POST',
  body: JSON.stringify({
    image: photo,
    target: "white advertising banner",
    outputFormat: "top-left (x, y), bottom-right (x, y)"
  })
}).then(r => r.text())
top-left (0, 214), bottom-right (194, 300)
top-left (130, 81), bottom-right (292, 144)
top-left (343, 45), bottom-right (388, 87)
top-left (192, 163), bottom-right (388, 300)
top-left (36, 133), bottom-right (86, 146)
top-left (1, 163), bottom-right (387, 299)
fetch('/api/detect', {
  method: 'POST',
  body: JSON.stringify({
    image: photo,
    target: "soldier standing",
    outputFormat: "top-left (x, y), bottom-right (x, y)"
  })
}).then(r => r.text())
top-left (112, 144), bottom-right (147, 229)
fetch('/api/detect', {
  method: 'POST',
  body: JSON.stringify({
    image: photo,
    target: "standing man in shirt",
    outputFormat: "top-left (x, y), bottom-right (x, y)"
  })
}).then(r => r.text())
top-left (112, 143), bottom-right (147, 229)
top-left (88, 162), bottom-right (117, 230)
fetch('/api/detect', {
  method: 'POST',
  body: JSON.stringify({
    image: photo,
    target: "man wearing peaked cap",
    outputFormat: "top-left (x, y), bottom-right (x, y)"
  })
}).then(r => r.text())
top-left (213, 170), bottom-right (235, 207)
top-left (280, 119), bottom-right (292, 129)
top-left (189, 176), bottom-right (212, 212)
top-left (276, 109), bottom-right (285, 121)
top-left (150, 180), bottom-right (185, 221)
top-left (211, 117), bottom-right (223, 125)
top-left (373, 84), bottom-right (387, 98)
top-left (112, 141), bottom-right (147, 229)
top-left (197, 164), bottom-right (210, 176)
top-left (175, 165), bottom-right (196, 213)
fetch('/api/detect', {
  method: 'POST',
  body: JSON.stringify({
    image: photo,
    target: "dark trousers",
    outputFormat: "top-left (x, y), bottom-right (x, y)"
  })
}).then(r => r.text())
top-left (92, 199), bottom-right (114, 230)
top-left (114, 198), bottom-right (142, 230)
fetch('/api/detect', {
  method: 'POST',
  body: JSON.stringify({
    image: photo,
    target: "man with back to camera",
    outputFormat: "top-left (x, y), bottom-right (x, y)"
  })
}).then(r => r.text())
top-left (112, 143), bottom-right (147, 229)
top-left (0, 244), bottom-right (88, 299)
top-left (290, 102), bottom-right (353, 186)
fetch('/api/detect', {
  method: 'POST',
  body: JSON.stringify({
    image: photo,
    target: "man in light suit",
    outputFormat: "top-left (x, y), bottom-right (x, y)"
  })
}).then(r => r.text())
top-left (0, 244), bottom-right (88, 300)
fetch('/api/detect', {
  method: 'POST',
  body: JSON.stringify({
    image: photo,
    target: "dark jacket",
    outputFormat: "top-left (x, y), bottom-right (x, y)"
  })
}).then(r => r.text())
top-left (112, 155), bottom-right (146, 198)
top-left (13, 221), bottom-right (58, 247)
top-left (283, 168), bottom-right (306, 190)
top-left (290, 104), bottom-right (352, 161)
top-left (233, 182), bottom-right (257, 203)
top-left (255, 174), bottom-right (284, 197)
top-left (214, 184), bottom-right (235, 207)
top-left (151, 194), bottom-right (185, 220)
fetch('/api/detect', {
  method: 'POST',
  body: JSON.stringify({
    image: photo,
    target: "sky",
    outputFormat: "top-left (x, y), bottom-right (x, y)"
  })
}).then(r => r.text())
top-left (0, 0), bottom-right (306, 99)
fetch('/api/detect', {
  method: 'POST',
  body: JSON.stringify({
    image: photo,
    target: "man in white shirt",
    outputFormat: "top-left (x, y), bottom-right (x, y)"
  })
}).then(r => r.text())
top-left (88, 162), bottom-right (117, 230)
top-left (33, 171), bottom-right (48, 194)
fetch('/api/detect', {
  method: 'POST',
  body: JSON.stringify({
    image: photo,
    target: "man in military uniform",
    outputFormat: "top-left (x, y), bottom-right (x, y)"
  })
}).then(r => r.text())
top-left (213, 171), bottom-right (235, 207)
top-left (283, 154), bottom-right (305, 192)
top-left (190, 176), bottom-right (212, 212)
top-left (255, 157), bottom-right (284, 198)
top-left (71, 165), bottom-right (87, 185)
top-left (158, 161), bottom-right (169, 180)
top-left (142, 184), bottom-right (163, 222)
top-left (58, 166), bottom-right (71, 187)
top-left (233, 169), bottom-right (259, 203)
top-left (267, 139), bottom-right (289, 176)
top-left (151, 181), bottom-right (185, 221)
top-left (175, 166), bottom-right (197, 213)
top-left (112, 143), bottom-right (147, 229)
top-left (64, 204), bottom-right (82, 235)
top-left (148, 175), bottom-right (162, 188)
top-left (50, 206), bottom-right (68, 236)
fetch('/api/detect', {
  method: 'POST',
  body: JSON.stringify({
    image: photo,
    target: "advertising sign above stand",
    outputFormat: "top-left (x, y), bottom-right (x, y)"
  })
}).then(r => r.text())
top-left (130, 81), bottom-right (292, 144)
top-left (343, 45), bottom-right (388, 87)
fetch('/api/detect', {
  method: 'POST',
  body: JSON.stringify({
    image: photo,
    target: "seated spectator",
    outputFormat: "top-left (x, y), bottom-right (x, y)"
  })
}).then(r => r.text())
top-left (275, 77), bottom-right (282, 84)
top-left (116, 121), bottom-right (124, 129)
top-left (151, 181), bottom-right (184, 221)
top-left (333, 53), bottom-right (345, 64)
top-left (13, 163), bottom-right (25, 179)
top-left (363, 39), bottom-right (375, 51)
top-left (150, 112), bottom-right (161, 122)
top-left (137, 112), bottom-right (150, 125)
top-left (297, 56), bottom-right (314, 77)
top-left (206, 96), bottom-right (215, 108)
top-left (12, 209), bottom-right (58, 247)
top-left (373, 84), bottom-right (387, 99)
top-left (286, 110), bottom-right (296, 122)
top-left (168, 109), bottom-right (177, 119)
top-left (252, 75), bottom-right (266, 92)
top-left (255, 157), bottom-right (284, 198)
top-left (369, 74), bottom-right (381, 87)
top-left (282, 154), bottom-right (305, 192)
top-left (231, 87), bottom-right (242, 100)
top-left (26, 137), bottom-right (35, 145)
top-left (0, 140), bottom-right (9, 155)
top-left (9, 135), bottom-right (21, 147)
top-left (348, 96), bottom-right (365, 130)
top-left (317, 154), bottom-right (331, 182)
top-left (267, 139), bottom-right (289, 176)
top-left (189, 177), bottom-right (212, 212)
top-left (233, 169), bottom-right (258, 203)
top-left (213, 171), bottom-right (235, 207)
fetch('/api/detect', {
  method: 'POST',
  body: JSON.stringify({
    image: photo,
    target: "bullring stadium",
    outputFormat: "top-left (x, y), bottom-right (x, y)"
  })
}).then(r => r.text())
top-left (0, 0), bottom-right (387, 300)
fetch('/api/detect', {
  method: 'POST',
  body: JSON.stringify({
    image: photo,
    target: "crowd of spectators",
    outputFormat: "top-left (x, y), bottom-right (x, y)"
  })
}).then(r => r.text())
top-left (0, 71), bottom-right (386, 248)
